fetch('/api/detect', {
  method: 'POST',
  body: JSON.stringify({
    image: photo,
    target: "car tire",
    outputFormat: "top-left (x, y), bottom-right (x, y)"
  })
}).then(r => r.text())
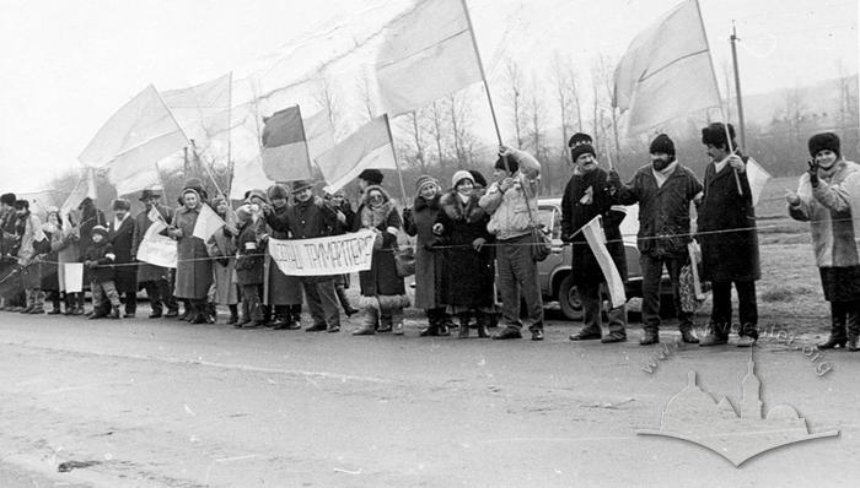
top-left (558, 274), bottom-right (584, 321)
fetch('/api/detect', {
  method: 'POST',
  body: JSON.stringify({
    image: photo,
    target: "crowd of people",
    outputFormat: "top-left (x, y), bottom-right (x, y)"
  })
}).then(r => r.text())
top-left (0, 125), bottom-right (856, 350)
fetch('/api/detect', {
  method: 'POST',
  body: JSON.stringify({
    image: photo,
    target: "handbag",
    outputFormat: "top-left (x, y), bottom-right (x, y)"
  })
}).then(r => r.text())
top-left (521, 177), bottom-right (551, 262)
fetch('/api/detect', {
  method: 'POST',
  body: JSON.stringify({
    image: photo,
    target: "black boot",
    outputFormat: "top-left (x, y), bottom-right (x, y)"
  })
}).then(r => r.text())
top-left (476, 312), bottom-right (491, 338)
top-left (819, 302), bottom-right (848, 349)
top-left (228, 304), bottom-right (239, 325)
top-left (419, 309), bottom-right (441, 337)
top-left (639, 328), bottom-right (660, 345)
top-left (699, 322), bottom-right (727, 346)
top-left (847, 309), bottom-right (859, 352)
top-left (458, 312), bottom-right (471, 339)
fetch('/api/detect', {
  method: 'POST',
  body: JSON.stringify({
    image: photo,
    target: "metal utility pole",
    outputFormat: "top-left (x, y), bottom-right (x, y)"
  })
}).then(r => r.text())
top-left (730, 21), bottom-right (747, 149)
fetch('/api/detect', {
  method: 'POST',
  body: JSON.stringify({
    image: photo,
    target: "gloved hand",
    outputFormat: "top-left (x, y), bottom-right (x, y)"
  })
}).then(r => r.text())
top-left (807, 159), bottom-right (820, 187)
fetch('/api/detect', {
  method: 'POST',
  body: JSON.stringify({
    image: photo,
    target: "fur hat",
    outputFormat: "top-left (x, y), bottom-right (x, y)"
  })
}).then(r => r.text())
top-left (358, 169), bottom-right (384, 185)
top-left (362, 185), bottom-right (391, 205)
top-left (112, 199), bottom-right (131, 211)
top-left (91, 225), bottom-right (109, 238)
top-left (494, 156), bottom-right (519, 174)
top-left (468, 170), bottom-right (488, 189)
top-left (808, 132), bottom-right (841, 159)
top-left (267, 184), bottom-right (289, 201)
top-left (451, 170), bottom-right (475, 189)
top-left (0, 193), bottom-right (16, 206)
top-left (700, 123), bottom-right (735, 150)
top-left (570, 143), bottom-right (596, 162)
top-left (650, 133), bottom-right (676, 156)
top-left (415, 175), bottom-right (439, 191)
top-left (568, 132), bottom-right (593, 148)
top-left (14, 199), bottom-right (29, 210)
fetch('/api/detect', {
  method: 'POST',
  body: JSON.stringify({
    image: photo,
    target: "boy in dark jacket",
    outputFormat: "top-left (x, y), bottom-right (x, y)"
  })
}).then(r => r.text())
top-left (83, 225), bottom-right (121, 319)
top-left (234, 205), bottom-right (266, 328)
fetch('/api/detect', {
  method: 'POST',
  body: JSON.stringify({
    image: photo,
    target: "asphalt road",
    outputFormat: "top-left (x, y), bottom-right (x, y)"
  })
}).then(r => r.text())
top-left (0, 308), bottom-right (857, 487)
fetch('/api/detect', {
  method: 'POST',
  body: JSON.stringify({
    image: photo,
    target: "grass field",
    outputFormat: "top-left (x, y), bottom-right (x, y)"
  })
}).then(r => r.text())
top-left (690, 175), bottom-right (828, 332)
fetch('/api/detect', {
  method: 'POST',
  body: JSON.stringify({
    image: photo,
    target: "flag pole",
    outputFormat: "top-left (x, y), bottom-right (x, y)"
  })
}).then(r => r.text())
top-left (730, 22), bottom-right (747, 149)
top-left (226, 71), bottom-right (234, 198)
top-left (460, 0), bottom-right (503, 147)
top-left (296, 105), bottom-right (315, 180)
top-left (383, 114), bottom-right (409, 203)
top-left (694, 0), bottom-right (743, 195)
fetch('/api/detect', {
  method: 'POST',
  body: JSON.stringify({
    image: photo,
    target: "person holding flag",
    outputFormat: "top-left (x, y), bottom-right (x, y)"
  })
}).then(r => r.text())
top-left (168, 181), bottom-right (214, 324)
top-left (609, 134), bottom-right (703, 346)
top-left (697, 123), bottom-right (761, 347)
top-left (131, 187), bottom-right (178, 319)
top-left (562, 140), bottom-right (628, 343)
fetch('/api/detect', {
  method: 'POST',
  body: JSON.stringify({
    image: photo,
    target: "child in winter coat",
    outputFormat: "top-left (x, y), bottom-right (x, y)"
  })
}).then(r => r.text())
top-left (83, 225), bottom-right (121, 319)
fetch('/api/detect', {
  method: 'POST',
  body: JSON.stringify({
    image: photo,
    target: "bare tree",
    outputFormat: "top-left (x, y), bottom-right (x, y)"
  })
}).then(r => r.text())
top-left (358, 69), bottom-right (376, 122)
top-left (410, 110), bottom-right (427, 173)
top-left (428, 100), bottom-right (448, 168)
top-left (505, 59), bottom-right (526, 149)
top-left (590, 54), bottom-right (622, 164)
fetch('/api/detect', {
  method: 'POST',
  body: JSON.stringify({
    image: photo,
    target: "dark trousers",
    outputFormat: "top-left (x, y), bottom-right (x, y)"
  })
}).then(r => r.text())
top-left (711, 280), bottom-right (757, 327)
top-left (578, 280), bottom-right (627, 336)
top-left (142, 279), bottom-right (178, 314)
top-left (497, 234), bottom-right (543, 330)
top-left (120, 291), bottom-right (137, 315)
top-left (241, 284), bottom-right (263, 322)
top-left (640, 253), bottom-right (692, 331)
top-left (301, 277), bottom-right (340, 328)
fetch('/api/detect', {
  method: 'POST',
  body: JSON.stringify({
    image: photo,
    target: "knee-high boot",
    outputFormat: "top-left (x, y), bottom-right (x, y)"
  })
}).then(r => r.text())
top-left (820, 301), bottom-right (848, 349)
top-left (847, 301), bottom-right (860, 352)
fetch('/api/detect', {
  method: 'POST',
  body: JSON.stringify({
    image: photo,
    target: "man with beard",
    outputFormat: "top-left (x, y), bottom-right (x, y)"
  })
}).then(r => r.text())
top-left (132, 188), bottom-right (178, 318)
top-left (562, 140), bottom-right (628, 343)
top-left (697, 123), bottom-right (761, 347)
top-left (609, 134), bottom-right (703, 346)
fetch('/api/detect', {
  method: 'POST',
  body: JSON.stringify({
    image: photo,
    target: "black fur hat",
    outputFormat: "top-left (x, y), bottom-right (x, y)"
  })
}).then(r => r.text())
top-left (808, 132), bottom-right (841, 159)
top-left (358, 169), bottom-right (383, 185)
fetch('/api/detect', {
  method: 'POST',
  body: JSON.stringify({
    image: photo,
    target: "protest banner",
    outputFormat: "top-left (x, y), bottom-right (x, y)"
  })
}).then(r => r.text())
top-left (268, 230), bottom-right (377, 276)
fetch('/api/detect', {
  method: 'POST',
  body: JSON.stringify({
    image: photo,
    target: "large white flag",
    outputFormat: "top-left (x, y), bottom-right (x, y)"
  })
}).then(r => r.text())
top-left (60, 167), bottom-right (97, 217)
top-left (316, 115), bottom-right (398, 194)
top-left (161, 73), bottom-right (232, 165)
top-left (79, 85), bottom-right (189, 195)
top-left (745, 156), bottom-right (771, 207)
top-left (582, 216), bottom-right (627, 309)
top-left (613, 0), bottom-right (721, 135)
top-left (375, 0), bottom-right (483, 116)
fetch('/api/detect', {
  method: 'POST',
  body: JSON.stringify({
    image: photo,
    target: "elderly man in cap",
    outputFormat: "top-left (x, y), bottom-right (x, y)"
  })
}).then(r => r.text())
top-left (108, 198), bottom-right (138, 317)
top-left (132, 187), bottom-right (178, 318)
top-left (609, 133), bottom-right (703, 346)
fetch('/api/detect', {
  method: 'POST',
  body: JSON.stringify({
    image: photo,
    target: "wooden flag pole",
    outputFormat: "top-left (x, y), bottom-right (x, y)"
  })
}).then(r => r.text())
top-left (226, 71), bottom-right (234, 198)
top-left (383, 114), bottom-right (409, 203)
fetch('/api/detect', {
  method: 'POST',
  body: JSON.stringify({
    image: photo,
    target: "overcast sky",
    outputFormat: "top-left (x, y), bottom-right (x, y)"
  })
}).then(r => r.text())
top-left (0, 0), bottom-right (856, 192)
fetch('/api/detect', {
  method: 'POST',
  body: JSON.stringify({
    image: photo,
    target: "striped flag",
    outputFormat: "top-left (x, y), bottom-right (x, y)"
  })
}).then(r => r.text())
top-left (745, 156), bottom-right (771, 207)
top-left (613, 0), bottom-right (721, 135)
top-left (260, 105), bottom-right (312, 182)
top-left (192, 203), bottom-right (225, 241)
top-left (375, 0), bottom-right (483, 116)
top-left (316, 115), bottom-right (397, 194)
top-left (582, 216), bottom-right (627, 309)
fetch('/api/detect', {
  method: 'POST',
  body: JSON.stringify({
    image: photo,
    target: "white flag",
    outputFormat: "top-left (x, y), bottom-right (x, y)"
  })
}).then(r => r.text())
top-left (161, 73), bottom-right (232, 164)
top-left (79, 85), bottom-right (189, 195)
top-left (745, 156), bottom-right (771, 207)
top-left (375, 0), bottom-right (482, 116)
top-left (60, 167), bottom-right (97, 217)
top-left (613, 0), bottom-right (721, 135)
top-left (192, 203), bottom-right (225, 240)
top-left (582, 216), bottom-right (627, 309)
top-left (316, 115), bottom-right (397, 194)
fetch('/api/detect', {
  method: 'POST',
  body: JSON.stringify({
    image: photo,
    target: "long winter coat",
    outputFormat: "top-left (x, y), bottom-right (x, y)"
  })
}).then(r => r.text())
top-left (234, 219), bottom-right (265, 286)
top-left (404, 194), bottom-right (445, 309)
top-left (698, 156), bottom-right (761, 282)
top-left (206, 223), bottom-right (239, 306)
top-left (352, 187), bottom-right (406, 298)
top-left (614, 162), bottom-right (703, 257)
top-left (51, 226), bottom-right (80, 292)
top-left (434, 190), bottom-right (495, 308)
top-left (132, 205), bottom-right (173, 283)
top-left (108, 215), bottom-right (137, 294)
top-left (561, 167), bottom-right (627, 285)
top-left (263, 204), bottom-right (304, 305)
top-left (171, 205), bottom-right (213, 299)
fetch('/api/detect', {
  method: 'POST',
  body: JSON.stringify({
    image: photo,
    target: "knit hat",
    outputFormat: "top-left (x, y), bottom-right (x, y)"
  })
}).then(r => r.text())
top-left (494, 156), bottom-right (519, 174)
top-left (568, 132), bottom-right (593, 148)
top-left (570, 143), bottom-right (596, 163)
top-left (267, 183), bottom-right (289, 201)
top-left (700, 123), bottom-right (735, 150)
top-left (245, 188), bottom-right (268, 204)
top-left (650, 133), bottom-right (676, 156)
top-left (808, 132), bottom-right (841, 159)
top-left (451, 170), bottom-right (475, 189)
top-left (112, 198), bottom-right (131, 211)
top-left (0, 193), bottom-right (16, 206)
top-left (358, 169), bottom-right (384, 185)
top-left (91, 225), bottom-right (109, 238)
top-left (415, 175), bottom-right (438, 191)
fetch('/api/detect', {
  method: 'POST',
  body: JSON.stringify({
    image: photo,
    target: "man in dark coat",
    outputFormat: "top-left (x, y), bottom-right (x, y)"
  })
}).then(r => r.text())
top-left (108, 199), bottom-right (137, 317)
top-left (562, 141), bottom-right (628, 343)
top-left (131, 188), bottom-right (178, 318)
top-left (285, 180), bottom-right (342, 333)
top-left (609, 134), bottom-right (703, 346)
top-left (697, 123), bottom-right (761, 347)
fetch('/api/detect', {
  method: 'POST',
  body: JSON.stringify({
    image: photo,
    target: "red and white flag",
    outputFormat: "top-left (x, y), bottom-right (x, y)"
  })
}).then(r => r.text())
top-left (260, 105), bottom-right (313, 182)
top-left (582, 216), bottom-right (627, 309)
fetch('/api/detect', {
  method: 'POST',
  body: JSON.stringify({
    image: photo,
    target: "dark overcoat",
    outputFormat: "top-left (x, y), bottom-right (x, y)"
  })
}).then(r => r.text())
top-left (561, 168), bottom-right (628, 285)
top-left (697, 157), bottom-right (761, 282)
top-left (234, 219), bottom-right (265, 286)
top-left (404, 194), bottom-right (445, 309)
top-left (263, 204), bottom-right (304, 304)
top-left (434, 191), bottom-right (494, 308)
top-left (108, 216), bottom-right (137, 293)
top-left (171, 205), bottom-right (212, 299)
